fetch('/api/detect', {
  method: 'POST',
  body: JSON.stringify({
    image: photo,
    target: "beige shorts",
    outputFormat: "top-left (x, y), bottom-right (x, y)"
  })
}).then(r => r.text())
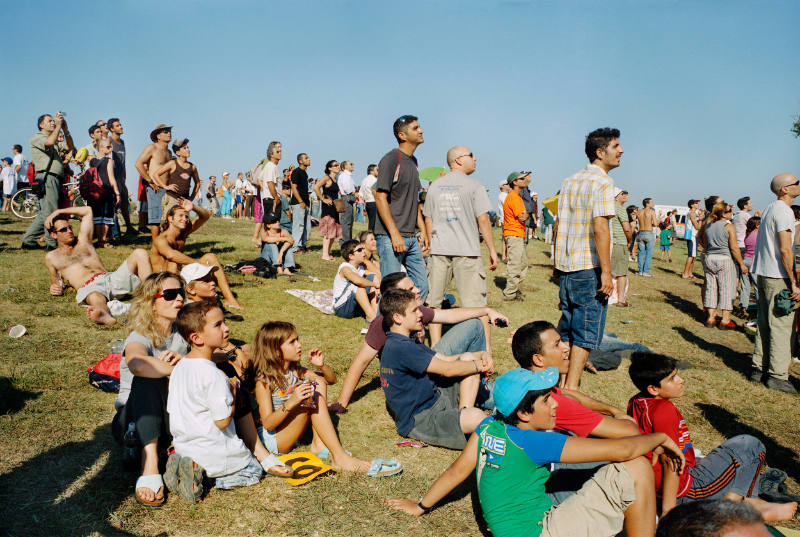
top-left (76, 260), bottom-right (140, 305)
top-left (540, 462), bottom-right (635, 537)
top-left (427, 255), bottom-right (486, 308)
top-left (611, 243), bottom-right (629, 277)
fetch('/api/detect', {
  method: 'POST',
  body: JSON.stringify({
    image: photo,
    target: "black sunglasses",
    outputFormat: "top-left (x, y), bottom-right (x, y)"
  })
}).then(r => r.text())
top-left (53, 226), bottom-right (70, 233)
top-left (396, 114), bottom-right (417, 125)
top-left (155, 288), bottom-right (185, 301)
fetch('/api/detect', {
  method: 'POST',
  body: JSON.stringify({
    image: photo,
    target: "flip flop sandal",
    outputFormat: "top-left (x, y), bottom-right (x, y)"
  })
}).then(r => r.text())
top-left (135, 474), bottom-right (165, 507)
top-left (176, 456), bottom-right (204, 503)
top-left (366, 458), bottom-right (403, 478)
top-left (163, 452), bottom-right (181, 493)
top-left (260, 453), bottom-right (294, 478)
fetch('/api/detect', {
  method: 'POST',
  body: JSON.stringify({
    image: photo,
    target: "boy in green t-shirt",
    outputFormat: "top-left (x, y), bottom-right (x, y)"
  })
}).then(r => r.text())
top-left (386, 367), bottom-right (685, 537)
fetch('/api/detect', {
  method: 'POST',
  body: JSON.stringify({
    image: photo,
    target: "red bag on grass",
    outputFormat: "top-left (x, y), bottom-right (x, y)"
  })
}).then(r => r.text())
top-left (88, 352), bottom-right (121, 393)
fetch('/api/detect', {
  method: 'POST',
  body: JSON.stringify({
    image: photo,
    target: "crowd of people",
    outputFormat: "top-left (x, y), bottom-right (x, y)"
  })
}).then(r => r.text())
top-left (10, 111), bottom-right (800, 536)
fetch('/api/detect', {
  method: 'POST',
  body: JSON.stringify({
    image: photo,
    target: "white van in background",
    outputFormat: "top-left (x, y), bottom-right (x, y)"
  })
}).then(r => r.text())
top-left (654, 205), bottom-right (689, 239)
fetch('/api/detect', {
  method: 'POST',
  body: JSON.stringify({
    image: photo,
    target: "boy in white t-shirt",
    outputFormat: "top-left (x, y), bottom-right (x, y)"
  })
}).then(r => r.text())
top-left (333, 239), bottom-right (379, 322)
top-left (1, 158), bottom-right (15, 212)
top-left (166, 301), bottom-right (281, 502)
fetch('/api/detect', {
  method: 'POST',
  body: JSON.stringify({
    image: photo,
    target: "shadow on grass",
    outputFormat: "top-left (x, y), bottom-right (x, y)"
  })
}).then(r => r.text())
top-left (0, 377), bottom-right (41, 415)
top-left (696, 403), bottom-right (800, 484)
top-left (0, 423), bottom-right (149, 537)
top-left (493, 276), bottom-right (507, 290)
top-left (661, 290), bottom-right (705, 322)
top-left (348, 376), bottom-right (381, 407)
top-left (673, 326), bottom-right (751, 377)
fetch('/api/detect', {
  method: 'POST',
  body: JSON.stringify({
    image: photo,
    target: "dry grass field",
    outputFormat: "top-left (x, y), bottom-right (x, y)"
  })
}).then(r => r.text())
top-left (1, 210), bottom-right (798, 536)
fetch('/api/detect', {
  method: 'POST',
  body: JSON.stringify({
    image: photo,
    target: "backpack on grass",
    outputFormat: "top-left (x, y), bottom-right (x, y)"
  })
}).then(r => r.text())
top-left (88, 352), bottom-right (121, 393)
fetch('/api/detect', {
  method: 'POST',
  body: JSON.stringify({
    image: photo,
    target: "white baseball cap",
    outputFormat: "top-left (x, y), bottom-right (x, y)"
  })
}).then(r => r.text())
top-left (180, 262), bottom-right (218, 283)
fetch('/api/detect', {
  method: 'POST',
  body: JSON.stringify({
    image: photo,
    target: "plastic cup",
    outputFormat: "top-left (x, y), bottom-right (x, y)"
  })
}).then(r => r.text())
top-left (8, 325), bottom-right (26, 338)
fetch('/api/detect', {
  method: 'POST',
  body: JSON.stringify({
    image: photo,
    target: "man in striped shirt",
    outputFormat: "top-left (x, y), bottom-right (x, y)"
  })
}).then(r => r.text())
top-left (554, 128), bottom-right (621, 390)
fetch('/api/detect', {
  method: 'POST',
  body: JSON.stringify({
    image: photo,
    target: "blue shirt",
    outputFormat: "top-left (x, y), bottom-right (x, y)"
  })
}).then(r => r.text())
top-left (380, 332), bottom-right (437, 436)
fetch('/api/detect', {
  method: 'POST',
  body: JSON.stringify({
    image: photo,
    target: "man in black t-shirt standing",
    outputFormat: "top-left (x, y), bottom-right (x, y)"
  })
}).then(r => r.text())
top-left (374, 114), bottom-right (429, 301)
top-left (289, 152), bottom-right (311, 255)
top-left (108, 117), bottom-right (136, 235)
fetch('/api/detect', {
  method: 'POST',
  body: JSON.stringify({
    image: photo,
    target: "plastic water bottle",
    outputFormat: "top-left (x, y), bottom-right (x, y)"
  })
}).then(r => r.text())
top-left (123, 422), bottom-right (138, 465)
top-left (110, 339), bottom-right (124, 354)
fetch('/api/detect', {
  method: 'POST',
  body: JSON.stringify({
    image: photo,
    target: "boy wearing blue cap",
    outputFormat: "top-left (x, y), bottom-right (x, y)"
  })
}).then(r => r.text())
top-left (387, 367), bottom-right (686, 537)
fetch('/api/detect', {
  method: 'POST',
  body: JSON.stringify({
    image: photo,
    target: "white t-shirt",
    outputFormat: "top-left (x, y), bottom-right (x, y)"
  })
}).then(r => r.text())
top-left (260, 161), bottom-right (280, 200)
top-left (498, 191), bottom-right (508, 220)
top-left (752, 200), bottom-right (795, 279)
top-left (234, 178), bottom-right (245, 193)
top-left (12, 153), bottom-right (27, 184)
top-left (360, 175), bottom-right (377, 203)
top-left (338, 170), bottom-right (355, 195)
top-left (167, 357), bottom-right (252, 478)
top-left (2, 167), bottom-right (15, 196)
top-left (732, 210), bottom-right (751, 249)
top-left (333, 261), bottom-right (365, 307)
top-left (244, 179), bottom-right (257, 195)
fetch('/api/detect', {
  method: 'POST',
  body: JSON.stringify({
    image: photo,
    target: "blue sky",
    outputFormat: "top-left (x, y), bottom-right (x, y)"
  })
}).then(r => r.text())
top-left (4, 0), bottom-right (799, 211)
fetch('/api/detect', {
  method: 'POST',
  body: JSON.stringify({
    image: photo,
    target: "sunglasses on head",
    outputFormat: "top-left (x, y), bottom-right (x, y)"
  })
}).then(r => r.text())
top-left (155, 288), bottom-right (185, 301)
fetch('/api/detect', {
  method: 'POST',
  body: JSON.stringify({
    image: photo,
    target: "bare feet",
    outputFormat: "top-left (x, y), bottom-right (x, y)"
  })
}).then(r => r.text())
top-left (136, 475), bottom-right (164, 505)
top-left (321, 256), bottom-right (336, 261)
top-left (746, 498), bottom-right (798, 521)
top-left (226, 301), bottom-right (245, 311)
top-left (332, 453), bottom-right (370, 473)
top-left (87, 306), bottom-right (116, 325)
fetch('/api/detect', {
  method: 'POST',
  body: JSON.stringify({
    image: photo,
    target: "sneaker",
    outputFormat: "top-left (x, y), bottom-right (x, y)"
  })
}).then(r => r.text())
top-left (640, 273), bottom-right (653, 278)
top-left (503, 294), bottom-right (524, 302)
top-left (765, 377), bottom-right (798, 394)
top-left (759, 468), bottom-right (788, 499)
top-left (749, 369), bottom-right (763, 383)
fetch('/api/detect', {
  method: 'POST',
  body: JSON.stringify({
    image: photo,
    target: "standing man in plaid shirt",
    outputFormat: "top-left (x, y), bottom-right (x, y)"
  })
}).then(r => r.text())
top-left (554, 128), bottom-right (622, 390)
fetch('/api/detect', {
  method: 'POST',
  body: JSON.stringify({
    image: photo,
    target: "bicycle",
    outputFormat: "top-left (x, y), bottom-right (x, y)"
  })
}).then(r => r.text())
top-left (10, 179), bottom-right (83, 219)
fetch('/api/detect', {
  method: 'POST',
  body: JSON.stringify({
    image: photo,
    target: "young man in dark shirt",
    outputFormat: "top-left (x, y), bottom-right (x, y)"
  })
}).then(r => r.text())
top-left (289, 152), bottom-right (311, 255)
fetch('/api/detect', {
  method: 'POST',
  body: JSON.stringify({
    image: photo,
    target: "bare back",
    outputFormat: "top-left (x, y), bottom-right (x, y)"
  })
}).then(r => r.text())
top-left (638, 208), bottom-right (656, 231)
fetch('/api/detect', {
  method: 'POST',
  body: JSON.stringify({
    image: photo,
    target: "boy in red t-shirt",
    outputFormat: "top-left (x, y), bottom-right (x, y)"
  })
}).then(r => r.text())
top-left (627, 352), bottom-right (796, 521)
top-left (502, 172), bottom-right (530, 301)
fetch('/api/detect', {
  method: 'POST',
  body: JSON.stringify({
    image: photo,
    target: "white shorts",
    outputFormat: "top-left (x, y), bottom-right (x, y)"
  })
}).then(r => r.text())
top-left (75, 260), bottom-right (140, 305)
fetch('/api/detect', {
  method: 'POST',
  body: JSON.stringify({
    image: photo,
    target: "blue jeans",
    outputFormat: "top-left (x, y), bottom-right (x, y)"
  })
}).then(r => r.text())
top-left (290, 204), bottom-right (309, 254)
top-left (557, 268), bottom-right (608, 350)
top-left (598, 333), bottom-right (650, 353)
top-left (636, 230), bottom-right (654, 274)
top-left (146, 188), bottom-right (164, 225)
top-left (260, 242), bottom-right (294, 268)
top-left (376, 234), bottom-right (429, 302)
top-left (213, 456), bottom-right (263, 490)
top-left (740, 252), bottom-right (757, 308)
top-left (677, 435), bottom-right (765, 502)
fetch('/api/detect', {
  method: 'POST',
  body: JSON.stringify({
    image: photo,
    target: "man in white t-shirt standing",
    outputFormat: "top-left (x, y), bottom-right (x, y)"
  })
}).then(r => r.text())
top-left (360, 164), bottom-right (378, 231)
top-left (750, 173), bottom-right (800, 394)
top-left (12, 144), bottom-right (27, 191)
top-left (423, 145), bottom-right (499, 350)
top-left (338, 160), bottom-right (356, 245)
top-left (252, 141), bottom-right (282, 246)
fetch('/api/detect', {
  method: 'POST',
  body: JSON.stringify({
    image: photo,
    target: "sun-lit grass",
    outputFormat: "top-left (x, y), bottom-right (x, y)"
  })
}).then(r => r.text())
top-left (0, 210), bottom-right (798, 536)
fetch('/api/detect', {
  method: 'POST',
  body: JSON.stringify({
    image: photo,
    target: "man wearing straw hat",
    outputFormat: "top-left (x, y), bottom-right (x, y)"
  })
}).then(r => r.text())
top-left (134, 124), bottom-right (172, 240)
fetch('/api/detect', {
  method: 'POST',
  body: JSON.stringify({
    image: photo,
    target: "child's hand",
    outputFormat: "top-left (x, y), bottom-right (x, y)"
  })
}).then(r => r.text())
top-left (384, 498), bottom-right (425, 517)
top-left (286, 382), bottom-right (314, 410)
top-left (309, 349), bottom-right (324, 368)
top-left (654, 436), bottom-right (686, 475)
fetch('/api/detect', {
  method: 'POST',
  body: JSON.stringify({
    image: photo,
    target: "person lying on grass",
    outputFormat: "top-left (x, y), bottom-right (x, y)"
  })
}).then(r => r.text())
top-left (258, 211), bottom-right (294, 275)
top-left (627, 352), bottom-right (797, 521)
top-left (378, 288), bottom-right (493, 450)
top-left (386, 367), bottom-right (686, 537)
top-left (150, 198), bottom-right (243, 311)
top-left (163, 302), bottom-right (292, 503)
top-left (330, 272), bottom-right (507, 414)
top-left (44, 205), bottom-right (152, 325)
top-left (250, 320), bottom-right (402, 477)
top-left (333, 239), bottom-right (380, 322)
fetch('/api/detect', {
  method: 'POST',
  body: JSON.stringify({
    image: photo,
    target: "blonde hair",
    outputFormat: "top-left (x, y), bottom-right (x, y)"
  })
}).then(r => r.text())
top-left (252, 321), bottom-right (304, 391)
top-left (126, 272), bottom-right (186, 348)
top-left (709, 201), bottom-right (731, 224)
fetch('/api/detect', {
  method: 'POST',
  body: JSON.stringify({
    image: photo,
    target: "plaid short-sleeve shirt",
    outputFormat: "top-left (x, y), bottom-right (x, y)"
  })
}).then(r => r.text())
top-left (555, 164), bottom-right (615, 272)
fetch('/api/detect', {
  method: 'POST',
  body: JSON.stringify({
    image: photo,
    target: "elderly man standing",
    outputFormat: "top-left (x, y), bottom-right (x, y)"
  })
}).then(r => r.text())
top-left (252, 141), bottom-right (282, 245)
top-left (554, 128), bottom-right (619, 390)
top-left (750, 174), bottom-right (800, 394)
top-left (424, 146), bottom-right (499, 349)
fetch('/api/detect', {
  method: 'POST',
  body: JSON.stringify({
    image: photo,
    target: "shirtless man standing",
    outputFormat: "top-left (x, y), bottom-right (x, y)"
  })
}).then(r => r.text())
top-left (151, 138), bottom-right (200, 214)
top-left (636, 197), bottom-right (657, 277)
top-left (150, 198), bottom-right (244, 311)
top-left (134, 124), bottom-right (172, 241)
top-left (44, 206), bottom-right (152, 325)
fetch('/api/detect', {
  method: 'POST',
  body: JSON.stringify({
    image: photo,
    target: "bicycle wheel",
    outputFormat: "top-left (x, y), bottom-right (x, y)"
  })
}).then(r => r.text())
top-left (10, 188), bottom-right (40, 219)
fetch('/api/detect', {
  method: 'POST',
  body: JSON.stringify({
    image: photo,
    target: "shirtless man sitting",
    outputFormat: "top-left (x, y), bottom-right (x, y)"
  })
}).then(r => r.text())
top-left (44, 206), bottom-right (152, 325)
top-left (150, 198), bottom-right (244, 311)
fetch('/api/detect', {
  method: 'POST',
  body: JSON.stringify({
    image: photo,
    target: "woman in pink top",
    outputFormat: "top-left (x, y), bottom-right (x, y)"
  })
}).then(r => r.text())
top-left (742, 216), bottom-right (760, 311)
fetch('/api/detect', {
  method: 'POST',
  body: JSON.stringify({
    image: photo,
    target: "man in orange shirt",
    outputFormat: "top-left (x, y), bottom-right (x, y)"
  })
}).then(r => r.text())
top-left (502, 171), bottom-right (531, 301)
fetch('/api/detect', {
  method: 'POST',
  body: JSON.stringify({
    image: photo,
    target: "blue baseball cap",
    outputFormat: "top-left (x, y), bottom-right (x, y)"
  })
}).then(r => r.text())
top-left (494, 367), bottom-right (559, 416)
top-left (1, 157), bottom-right (11, 165)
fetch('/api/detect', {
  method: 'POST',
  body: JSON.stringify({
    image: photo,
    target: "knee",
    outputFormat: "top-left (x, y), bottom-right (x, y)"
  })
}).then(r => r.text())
top-left (623, 456), bottom-right (655, 485)
top-left (201, 253), bottom-right (220, 264)
top-left (731, 434), bottom-right (765, 457)
top-left (131, 248), bottom-right (148, 262)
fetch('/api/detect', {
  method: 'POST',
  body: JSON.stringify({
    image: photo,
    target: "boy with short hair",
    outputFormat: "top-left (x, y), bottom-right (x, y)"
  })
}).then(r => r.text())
top-left (166, 301), bottom-right (282, 501)
top-left (659, 220), bottom-right (672, 262)
top-left (333, 239), bottom-right (379, 321)
top-left (258, 211), bottom-right (294, 275)
top-left (502, 171), bottom-right (531, 301)
top-left (627, 352), bottom-right (796, 520)
top-left (387, 367), bottom-right (685, 537)
top-left (379, 288), bottom-right (492, 450)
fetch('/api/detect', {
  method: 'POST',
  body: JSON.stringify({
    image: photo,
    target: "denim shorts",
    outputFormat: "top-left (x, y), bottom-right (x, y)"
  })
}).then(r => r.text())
top-left (257, 425), bottom-right (280, 454)
top-left (556, 267), bottom-right (608, 350)
top-left (146, 188), bottom-right (164, 225)
top-left (213, 455), bottom-right (263, 490)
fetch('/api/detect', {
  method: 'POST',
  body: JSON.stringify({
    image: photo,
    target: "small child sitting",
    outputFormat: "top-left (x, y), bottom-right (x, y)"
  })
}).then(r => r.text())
top-left (259, 211), bottom-right (294, 275)
top-left (379, 287), bottom-right (491, 450)
top-left (165, 301), bottom-right (285, 502)
top-left (627, 352), bottom-right (797, 521)
top-left (333, 239), bottom-right (379, 322)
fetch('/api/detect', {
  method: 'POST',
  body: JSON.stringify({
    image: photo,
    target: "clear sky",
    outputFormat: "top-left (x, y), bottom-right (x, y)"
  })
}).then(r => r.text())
top-left (4, 0), bottom-right (799, 212)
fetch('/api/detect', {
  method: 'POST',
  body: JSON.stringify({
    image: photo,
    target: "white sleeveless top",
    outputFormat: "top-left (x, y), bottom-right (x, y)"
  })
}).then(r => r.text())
top-left (333, 262), bottom-right (364, 307)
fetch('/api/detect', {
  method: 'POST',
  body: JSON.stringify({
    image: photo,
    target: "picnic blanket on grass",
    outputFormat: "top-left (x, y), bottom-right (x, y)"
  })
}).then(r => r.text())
top-left (285, 289), bottom-right (334, 315)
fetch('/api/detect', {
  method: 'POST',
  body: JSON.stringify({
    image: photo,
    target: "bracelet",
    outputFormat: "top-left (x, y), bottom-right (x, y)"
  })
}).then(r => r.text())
top-left (418, 499), bottom-right (432, 514)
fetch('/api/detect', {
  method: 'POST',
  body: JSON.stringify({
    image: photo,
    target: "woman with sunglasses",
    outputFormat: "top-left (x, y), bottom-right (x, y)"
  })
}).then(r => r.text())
top-left (112, 271), bottom-right (190, 506)
top-left (313, 160), bottom-right (342, 261)
top-left (697, 201), bottom-right (748, 329)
